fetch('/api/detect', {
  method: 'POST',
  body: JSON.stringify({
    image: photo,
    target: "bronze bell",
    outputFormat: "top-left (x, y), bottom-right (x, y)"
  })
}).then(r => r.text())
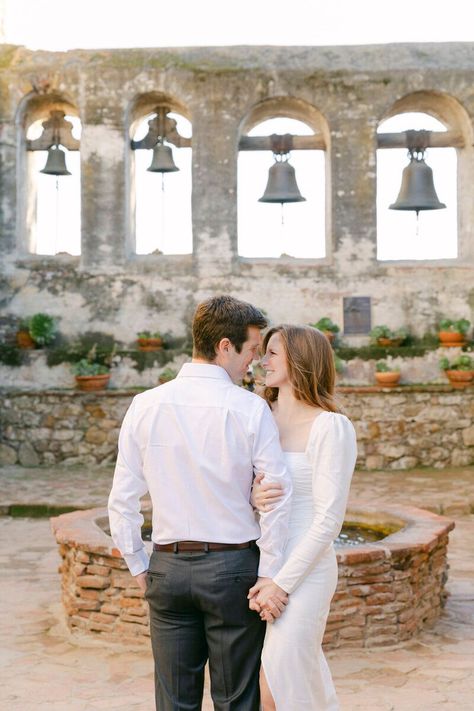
top-left (147, 143), bottom-right (179, 173)
top-left (389, 156), bottom-right (446, 215)
top-left (40, 146), bottom-right (71, 176)
top-left (259, 159), bottom-right (306, 204)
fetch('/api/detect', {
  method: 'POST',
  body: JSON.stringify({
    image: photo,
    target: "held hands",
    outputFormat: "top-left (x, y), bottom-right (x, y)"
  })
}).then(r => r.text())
top-left (248, 577), bottom-right (289, 624)
top-left (251, 473), bottom-right (284, 512)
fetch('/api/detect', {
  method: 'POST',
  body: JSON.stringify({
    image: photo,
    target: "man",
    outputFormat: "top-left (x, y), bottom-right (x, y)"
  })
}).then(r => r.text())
top-left (108, 295), bottom-right (292, 710)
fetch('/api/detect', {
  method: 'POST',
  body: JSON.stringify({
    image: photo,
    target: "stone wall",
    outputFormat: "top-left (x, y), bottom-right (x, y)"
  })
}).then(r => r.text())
top-left (51, 503), bottom-right (454, 649)
top-left (0, 44), bottom-right (473, 345)
top-left (1, 386), bottom-right (473, 470)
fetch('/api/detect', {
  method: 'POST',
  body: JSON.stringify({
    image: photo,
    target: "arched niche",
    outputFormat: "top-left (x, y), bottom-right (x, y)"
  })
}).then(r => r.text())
top-left (126, 92), bottom-right (192, 256)
top-left (16, 92), bottom-right (81, 256)
top-left (237, 96), bottom-right (330, 260)
top-left (376, 91), bottom-right (473, 262)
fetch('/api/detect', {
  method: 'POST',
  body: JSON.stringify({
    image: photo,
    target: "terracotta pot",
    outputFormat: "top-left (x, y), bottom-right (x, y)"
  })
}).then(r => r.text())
top-left (438, 331), bottom-right (466, 347)
top-left (444, 370), bottom-right (474, 389)
top-left (375, 371), bottom-right (400, 388)
top-left (16, 330), bottom-right (35, 349)
top-left (137, 337), bottom-right (163, 352)
top-left (323, 330), bottom-right (336, 345)
top-left (75, 374), bottom-right (110, 392)
top-left (377, 337), bottom-right (403, 347)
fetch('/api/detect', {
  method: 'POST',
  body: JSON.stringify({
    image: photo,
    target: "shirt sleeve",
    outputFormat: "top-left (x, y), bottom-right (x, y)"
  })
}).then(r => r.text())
top-left (107, 397), bottom-right (150, 576)
top-left (251, 402), bottom-right (293, 578)
top-left (273, 413), bottom-right (357, 594)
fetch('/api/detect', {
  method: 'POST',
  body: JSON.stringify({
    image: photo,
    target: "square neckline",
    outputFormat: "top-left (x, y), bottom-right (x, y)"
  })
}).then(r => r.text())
top-left (281, 410), bottom-right (332, 455)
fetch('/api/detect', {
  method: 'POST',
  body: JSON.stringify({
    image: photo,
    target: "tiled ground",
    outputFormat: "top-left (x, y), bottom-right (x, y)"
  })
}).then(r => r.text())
top-left (0, 465), bottom-right (473, 710)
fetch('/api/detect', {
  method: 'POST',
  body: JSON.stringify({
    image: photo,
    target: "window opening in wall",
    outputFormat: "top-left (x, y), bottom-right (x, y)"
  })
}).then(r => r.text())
top-left (377, 112), bottom-right (457, 261)
top-left (133, 110), bottom-right (192, 255)
top-left (238, 118), bottom-right (325, 258)
top-left (26, 113), bottom-right (81, 255)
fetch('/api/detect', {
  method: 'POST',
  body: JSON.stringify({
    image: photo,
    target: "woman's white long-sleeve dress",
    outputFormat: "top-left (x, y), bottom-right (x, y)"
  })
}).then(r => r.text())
top-left (261, 411), bottom-right (357, 711)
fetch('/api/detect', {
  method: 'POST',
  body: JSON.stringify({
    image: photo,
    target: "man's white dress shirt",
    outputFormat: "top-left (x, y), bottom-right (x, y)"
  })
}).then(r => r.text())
top-left (108, 363), bottom-right (292, 577)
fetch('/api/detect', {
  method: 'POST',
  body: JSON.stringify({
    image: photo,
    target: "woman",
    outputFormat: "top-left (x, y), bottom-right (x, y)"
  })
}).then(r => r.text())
top-left (248, 325), bottom-right (357, 711)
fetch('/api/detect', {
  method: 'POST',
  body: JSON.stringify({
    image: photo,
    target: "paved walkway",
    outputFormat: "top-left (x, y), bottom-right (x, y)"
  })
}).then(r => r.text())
top-left (0, 465), bottom-right (473, 710)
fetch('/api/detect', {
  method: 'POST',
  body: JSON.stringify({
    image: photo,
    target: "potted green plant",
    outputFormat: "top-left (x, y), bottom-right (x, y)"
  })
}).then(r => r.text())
top-left (16, 313), bottom-right (57, 348)
top-left (374, 360), bottom-right (400, 388)
top-left (136, 330), bottom-right (164, 351)
top-left (438, 318), bottom-right (471, 347)
top-left (16, 318), bottom-right (35, 349)
top-left (311, 317), bottom-right (340, 344)
top-left (369, 325), bottom-right (407, 347)
top-left (439, 353), bottom-right (474, 389)
top-left (158, 367), bottom-right (177, 384)
top-left (73, 359), bottom-right (111, 391)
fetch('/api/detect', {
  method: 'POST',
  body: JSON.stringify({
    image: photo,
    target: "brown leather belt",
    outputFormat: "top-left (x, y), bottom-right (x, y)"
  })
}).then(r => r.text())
top-left (153, 541), bottom-right (253, 553)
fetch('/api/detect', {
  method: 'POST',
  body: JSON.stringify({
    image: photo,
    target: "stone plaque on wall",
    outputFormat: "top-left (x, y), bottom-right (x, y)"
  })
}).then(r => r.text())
top-left (343, 297), bottom-right (371, 334)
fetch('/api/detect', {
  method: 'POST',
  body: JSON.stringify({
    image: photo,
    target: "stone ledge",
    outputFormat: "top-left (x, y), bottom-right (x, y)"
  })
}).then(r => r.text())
top-left (1, 384), bottom-right (468, 396)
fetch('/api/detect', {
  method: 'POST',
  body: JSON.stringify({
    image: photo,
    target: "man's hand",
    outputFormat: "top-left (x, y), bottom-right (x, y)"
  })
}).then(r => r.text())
top-left (248, 577), bottom-right (288, 622)
top-left (134, 570), bottom-right (148, 593)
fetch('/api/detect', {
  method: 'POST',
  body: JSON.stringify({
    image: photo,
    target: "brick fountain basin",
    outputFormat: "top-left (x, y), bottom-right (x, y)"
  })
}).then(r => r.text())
top-left (51, 503), bottom-right (454, 649)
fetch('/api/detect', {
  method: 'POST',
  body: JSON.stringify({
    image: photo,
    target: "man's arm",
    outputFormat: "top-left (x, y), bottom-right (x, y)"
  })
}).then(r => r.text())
top-left (108, 398), bottom-right (150, 578)
top-left (251, 402), bottom-right (292, 579)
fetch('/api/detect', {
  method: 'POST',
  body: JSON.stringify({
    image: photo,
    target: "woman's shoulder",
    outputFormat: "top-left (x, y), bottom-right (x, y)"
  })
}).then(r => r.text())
top-left (307, 410), bottom-right (355, 444)
top-left (314, 410), bottom-right (353, 426)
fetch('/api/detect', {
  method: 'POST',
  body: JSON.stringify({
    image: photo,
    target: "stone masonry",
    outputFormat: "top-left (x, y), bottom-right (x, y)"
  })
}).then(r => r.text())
top-left (1, 386), bottom-right (473, 470)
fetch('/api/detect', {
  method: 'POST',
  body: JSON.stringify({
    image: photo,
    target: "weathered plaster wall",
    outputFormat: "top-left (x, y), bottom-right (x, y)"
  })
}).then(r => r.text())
top-left (0, 44), bottom-right (473, 341)
top-left (0, 346), bottom-right (466, 389)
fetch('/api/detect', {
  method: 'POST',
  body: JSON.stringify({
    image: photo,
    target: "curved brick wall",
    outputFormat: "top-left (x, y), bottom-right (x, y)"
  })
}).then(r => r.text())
top-left (51, 502), bottom-right (454, 649)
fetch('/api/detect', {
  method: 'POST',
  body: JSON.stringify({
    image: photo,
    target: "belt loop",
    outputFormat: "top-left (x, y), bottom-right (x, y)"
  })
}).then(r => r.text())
top-left (204, 542), bottom-right (209, 553)
top-left (173, 542), bottom-right (179, 554)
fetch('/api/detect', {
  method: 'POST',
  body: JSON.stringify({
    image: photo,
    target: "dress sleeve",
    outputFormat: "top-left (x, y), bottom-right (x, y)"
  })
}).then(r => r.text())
top-left (272, 413), bottom-right (357, 594)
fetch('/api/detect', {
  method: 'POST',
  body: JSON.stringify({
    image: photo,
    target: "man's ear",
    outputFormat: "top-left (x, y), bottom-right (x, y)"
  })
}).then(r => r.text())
top-left (216, 337), bottom-right (232, 356)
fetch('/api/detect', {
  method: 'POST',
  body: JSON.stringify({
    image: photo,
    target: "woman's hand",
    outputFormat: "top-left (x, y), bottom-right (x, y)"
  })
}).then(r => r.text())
top-left (248, 577), bottom-right (289, 623)
top-left (251, 473), bottom-right (284, 512)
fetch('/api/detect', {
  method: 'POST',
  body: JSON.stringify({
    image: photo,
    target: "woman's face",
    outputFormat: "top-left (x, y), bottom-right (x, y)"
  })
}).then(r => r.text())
top-left (261, 332), bottom-right (289, 388)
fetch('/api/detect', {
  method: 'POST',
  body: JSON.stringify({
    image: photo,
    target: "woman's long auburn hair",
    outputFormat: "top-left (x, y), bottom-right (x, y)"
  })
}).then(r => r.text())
top-left (262, 325), bottom-right (341, 413)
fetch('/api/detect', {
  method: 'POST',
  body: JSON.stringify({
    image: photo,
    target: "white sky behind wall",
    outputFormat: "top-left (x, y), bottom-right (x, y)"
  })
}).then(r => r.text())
top-left (3, 0), bottom-right (473, 49)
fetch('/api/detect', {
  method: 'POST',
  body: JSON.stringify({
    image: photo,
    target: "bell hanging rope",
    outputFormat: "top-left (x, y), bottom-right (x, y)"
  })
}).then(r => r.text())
top-left (259, 154), bottom-right (306, 204)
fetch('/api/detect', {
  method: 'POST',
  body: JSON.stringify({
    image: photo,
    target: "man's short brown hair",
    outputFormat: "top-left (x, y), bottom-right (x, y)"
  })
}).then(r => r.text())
top-left (192, 295), bottom-right (268, 361)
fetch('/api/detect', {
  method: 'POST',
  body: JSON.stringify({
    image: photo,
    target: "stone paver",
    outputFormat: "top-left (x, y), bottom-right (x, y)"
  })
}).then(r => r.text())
top-left (0, 464), bottom-right (473, 710)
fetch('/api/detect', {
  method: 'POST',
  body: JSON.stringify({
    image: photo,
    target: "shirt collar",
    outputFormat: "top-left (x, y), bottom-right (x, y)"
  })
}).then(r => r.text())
top-left (177, 362), bottom-right (233, 382)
